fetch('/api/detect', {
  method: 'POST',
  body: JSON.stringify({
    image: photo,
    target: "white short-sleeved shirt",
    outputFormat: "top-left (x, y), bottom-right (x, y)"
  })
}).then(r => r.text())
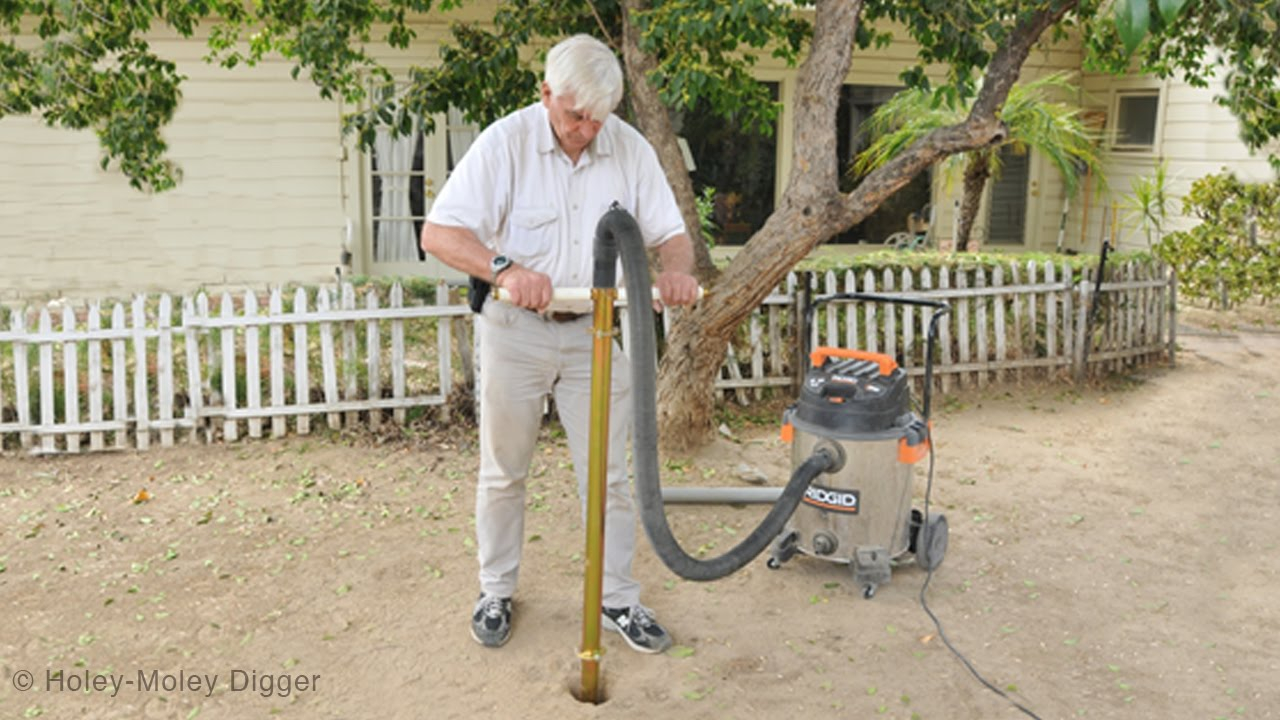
top-left (426, 102), bottom-right (686, 290)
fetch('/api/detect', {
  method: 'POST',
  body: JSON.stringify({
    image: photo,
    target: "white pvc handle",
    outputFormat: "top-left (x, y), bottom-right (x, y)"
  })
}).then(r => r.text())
top-left (492, 287), bottom-right (704, 303)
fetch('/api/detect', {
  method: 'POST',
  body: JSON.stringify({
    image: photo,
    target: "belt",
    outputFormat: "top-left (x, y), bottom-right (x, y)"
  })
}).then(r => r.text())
top-left (547, 311), bottom-right (588, 323)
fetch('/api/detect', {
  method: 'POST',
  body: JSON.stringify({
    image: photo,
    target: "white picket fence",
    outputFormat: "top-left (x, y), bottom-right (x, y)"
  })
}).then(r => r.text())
top-left (0, 281), bottom-right (468, 454)
top-left (0, 259), bottom-right (1174, 455)
top-left (796, 258), bottom-right (1174, 394)
top-left (660, 259), bottom-right (1173, 406)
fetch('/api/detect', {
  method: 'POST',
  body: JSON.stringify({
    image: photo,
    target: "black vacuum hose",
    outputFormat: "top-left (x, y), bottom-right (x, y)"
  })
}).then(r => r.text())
top-left (595, 206), bottom-right (837, 581)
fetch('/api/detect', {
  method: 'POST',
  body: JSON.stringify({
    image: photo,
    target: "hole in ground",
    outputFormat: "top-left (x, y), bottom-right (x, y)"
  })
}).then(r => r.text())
top-left (565, 669), bottom-right (610, 705)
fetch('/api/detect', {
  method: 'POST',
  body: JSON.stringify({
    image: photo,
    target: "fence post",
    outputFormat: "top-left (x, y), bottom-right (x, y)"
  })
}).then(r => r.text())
top-left (1074, 268), bottom-right (1090, 382)
top-left (1010, 262), bottom-right (1024, 383)
top-left (992, 265), bottom-right (1007, 384)
top-left (245, 290), bottom-right (263, 439)
top-left (182, 296), bottom-right (205, 444)
top-left (955, 269), bottom-right (970, 388)
top-left (199, 293), bottom-right (214, 441)
top-left (862, 269), bottom-right (879, 354)
top-left (901, 268), bottom-right (915, 368)
top-left (391, 283), bottom-right (407, 426)
top-left (62, 306), bottom-right (81, 453)
top-left (132, 295), bottom-right (151, 450)
top-left (791, 272), bottom-right (810, 391)
top-left (38, 308), bottom-right (54, 454)
top-left (11, 310), bottom-right (32, 450)
top-left (882, 268), bottom-right (897, 362)
top-left (1167, 266), bottom-right (1177, 366)
top-left (342, 283), bottom-right (358, 429)
top-left (937, 268), bottom-right (952, 393)
top-left (1060, 260), bottom-right (1073, 376)
top-left (269, 289), bottom-right (286, 438)
top-left (317, 288), bottom-right (340, 429)
top-left (88, 303), bottom-right (104, 452)
top-left (220, 293), bottom-right (238, 442)
top-left (158, 294), bottom-right (175, 447)
top-left (437, 280), bottom-right (454, 421)
top-left (366, 288), bottom-right (382, 430)
top-left (111, 304), bottom-right (127, 450)
top-left (293, 288), bottom-right (312, 435)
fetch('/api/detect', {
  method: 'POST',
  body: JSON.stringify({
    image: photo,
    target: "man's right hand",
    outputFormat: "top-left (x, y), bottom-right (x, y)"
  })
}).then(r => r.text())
top-left (495, 265), bottom-right (553, 311)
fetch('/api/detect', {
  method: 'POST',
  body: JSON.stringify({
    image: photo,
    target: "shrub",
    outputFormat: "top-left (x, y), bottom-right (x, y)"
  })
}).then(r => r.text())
top-left (1155, 170), bottom-right (1280, 307)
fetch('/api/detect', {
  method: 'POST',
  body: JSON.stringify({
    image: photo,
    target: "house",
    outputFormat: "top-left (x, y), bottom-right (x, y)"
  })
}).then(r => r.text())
top-left (1, 10), bottom-right (1274, 302)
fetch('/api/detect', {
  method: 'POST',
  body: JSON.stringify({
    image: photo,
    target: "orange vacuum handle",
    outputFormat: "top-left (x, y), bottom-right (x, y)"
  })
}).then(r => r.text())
top-left (808, 347), bottom-right (898, 375)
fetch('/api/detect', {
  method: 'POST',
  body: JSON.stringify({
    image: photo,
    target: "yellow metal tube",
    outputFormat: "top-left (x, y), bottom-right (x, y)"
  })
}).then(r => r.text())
top-left (580, 287), bottom-right (617, 704)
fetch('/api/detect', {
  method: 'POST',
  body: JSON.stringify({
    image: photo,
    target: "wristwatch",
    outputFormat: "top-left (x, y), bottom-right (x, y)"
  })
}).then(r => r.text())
top-left (489, 254), bottom-right (513, 283)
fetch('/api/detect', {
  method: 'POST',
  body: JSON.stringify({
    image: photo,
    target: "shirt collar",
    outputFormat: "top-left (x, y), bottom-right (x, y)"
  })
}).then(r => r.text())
top-left (533, 103), bottom-right (616, 162)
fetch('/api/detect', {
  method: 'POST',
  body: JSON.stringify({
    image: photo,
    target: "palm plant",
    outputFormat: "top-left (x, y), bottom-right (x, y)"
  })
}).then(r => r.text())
top-left (853, 72), bottom-right (1105, 252)
top-left (1121, 159), bottom-right (1174, 247)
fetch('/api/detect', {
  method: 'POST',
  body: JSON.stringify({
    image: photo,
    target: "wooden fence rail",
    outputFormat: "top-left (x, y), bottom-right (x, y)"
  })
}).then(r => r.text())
top-left (0, 260), bottom-right (1174, 455)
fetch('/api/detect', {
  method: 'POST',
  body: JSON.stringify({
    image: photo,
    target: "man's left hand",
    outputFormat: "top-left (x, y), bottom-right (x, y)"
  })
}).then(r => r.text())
top-left (653, 271), bottom-right (700, 309)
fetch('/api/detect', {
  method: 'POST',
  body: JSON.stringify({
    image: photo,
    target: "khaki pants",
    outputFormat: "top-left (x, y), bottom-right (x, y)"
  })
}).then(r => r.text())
top-left (475, 300), bottom-right (641, 608)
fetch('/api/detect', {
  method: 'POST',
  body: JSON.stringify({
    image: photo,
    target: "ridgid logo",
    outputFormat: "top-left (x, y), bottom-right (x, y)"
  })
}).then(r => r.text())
top-left (802, 485), bottom-right (859, 514)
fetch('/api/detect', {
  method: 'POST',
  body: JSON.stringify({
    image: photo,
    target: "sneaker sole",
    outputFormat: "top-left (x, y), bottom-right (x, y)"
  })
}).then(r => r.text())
top-left (470, 625), bottom-right (511, 648)
top-left (602, 615), bottom-right (670, 654)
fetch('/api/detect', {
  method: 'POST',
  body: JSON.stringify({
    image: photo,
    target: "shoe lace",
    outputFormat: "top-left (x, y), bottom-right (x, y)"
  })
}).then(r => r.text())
top-left (628, 604), bottom-right (657, 629)
top-left (478, 595), bottom-right (506, 619)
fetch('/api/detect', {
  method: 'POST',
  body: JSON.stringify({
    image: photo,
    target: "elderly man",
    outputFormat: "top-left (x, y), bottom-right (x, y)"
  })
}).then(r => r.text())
top-left (420, 34), bottom-right (698, 652)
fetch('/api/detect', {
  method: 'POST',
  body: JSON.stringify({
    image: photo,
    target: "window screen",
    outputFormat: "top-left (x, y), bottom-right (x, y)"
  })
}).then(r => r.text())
top-left (1114, 93), bottom-right (1159, 149)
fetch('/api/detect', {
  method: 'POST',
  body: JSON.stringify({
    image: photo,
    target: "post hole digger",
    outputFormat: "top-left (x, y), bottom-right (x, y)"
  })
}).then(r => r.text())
top-left (498, 205), bottom-right (1042, 718)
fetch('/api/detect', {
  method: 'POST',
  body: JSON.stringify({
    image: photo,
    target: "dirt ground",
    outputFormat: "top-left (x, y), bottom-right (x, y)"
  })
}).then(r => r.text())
top-left (2, 317), bottom-right (1278, 720)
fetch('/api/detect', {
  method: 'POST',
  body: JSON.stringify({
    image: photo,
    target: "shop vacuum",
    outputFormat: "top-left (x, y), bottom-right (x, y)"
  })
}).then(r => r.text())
top-left (768, 293), bottom-right (950, 598)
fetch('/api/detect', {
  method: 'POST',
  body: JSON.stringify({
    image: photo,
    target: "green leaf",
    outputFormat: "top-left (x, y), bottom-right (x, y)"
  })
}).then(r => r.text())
top-left (1115, 0), bottom-right (1151, 55)
top-left (1157, 0), bottom-right (1186, 25)
top-left (668, 645), bottom-right (696, 658)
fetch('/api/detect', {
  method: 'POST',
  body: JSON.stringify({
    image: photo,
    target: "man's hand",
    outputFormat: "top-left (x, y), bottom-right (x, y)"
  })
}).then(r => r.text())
top-left (653, 270), bottom-right (700, 309)
top-left (495, 265), bottom-right (554, 311)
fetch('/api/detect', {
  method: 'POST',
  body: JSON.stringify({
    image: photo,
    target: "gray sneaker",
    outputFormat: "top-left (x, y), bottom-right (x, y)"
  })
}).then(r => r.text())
top-left (470, 594), bottom-right (512, 647)
top-left (602, 604), bottom-right (672, 654)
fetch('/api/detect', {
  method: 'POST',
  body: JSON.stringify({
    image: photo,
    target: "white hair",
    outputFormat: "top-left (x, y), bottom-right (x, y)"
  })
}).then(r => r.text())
top-left (544, 34), bottom-right (624, 122)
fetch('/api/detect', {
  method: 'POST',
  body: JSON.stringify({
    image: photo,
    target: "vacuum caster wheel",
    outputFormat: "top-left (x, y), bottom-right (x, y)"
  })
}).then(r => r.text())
top-left (862, 584), bottom-right (876, 600)
top-left (766, 557), bottom-right (782, 570)
top-left (914, 513), bottom-right (949, 571)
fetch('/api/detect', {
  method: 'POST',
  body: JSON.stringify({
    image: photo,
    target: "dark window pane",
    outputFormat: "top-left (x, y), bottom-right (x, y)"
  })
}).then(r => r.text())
top-left (987, 146), bottom-right (1029, 246)
top-left (1116, 94), bottom-right (1158, 148)
top-left (834, 85), bottom-right (932, 245)
top-left (680, 83), bottom-right (779, 246)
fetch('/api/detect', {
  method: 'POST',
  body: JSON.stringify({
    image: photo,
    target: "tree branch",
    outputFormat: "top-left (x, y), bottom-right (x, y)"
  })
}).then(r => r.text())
top-left (621, 0), bottom-right (719, 281)
top-left (969, 1), bottom-right (1080, 121)
top-left (837, 0), bottom-right (1081, 228)
top-left (788, 0), bottom-right (863, 196)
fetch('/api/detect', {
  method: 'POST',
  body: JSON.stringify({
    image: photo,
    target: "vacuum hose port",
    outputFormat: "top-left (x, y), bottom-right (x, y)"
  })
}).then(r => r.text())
top-left (812, 441), bottom-right (846, 474)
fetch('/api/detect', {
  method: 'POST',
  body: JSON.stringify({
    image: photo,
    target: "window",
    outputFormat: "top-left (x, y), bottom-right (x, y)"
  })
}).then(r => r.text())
top-left (834, 84), bottom-right (932, 245)
top-left (1112, 91), bottom-right (1159, 151)
top-left (985, 145), bottom-right (1030, 246)
top-left (368, 107), bottom-right (479, 263)
top-left (677, 82), bottom-right (779, 246)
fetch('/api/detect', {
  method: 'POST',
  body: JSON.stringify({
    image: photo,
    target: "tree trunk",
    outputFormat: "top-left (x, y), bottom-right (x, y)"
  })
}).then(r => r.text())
top-left (654, 0), bottom-right (1080, 450)
top-left (955, 153), bottom-right (992, 252)
top-left (621, 1), bottom-right (718, 283)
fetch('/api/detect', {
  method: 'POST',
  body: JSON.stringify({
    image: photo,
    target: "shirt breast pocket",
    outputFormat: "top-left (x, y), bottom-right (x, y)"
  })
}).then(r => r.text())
top-left (507, 206), bottom-right (559, 258)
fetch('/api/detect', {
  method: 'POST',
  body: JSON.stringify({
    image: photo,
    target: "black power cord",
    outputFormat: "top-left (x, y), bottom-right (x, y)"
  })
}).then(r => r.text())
top-left (918, 436), bottom-right (1044, 720)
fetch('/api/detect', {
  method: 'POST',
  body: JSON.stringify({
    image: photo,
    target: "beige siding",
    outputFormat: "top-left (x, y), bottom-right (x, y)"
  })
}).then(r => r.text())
top-left (1075, 68), bottom-right (1276, 253)
top-left (0, 34), bottom-right (345, 302)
